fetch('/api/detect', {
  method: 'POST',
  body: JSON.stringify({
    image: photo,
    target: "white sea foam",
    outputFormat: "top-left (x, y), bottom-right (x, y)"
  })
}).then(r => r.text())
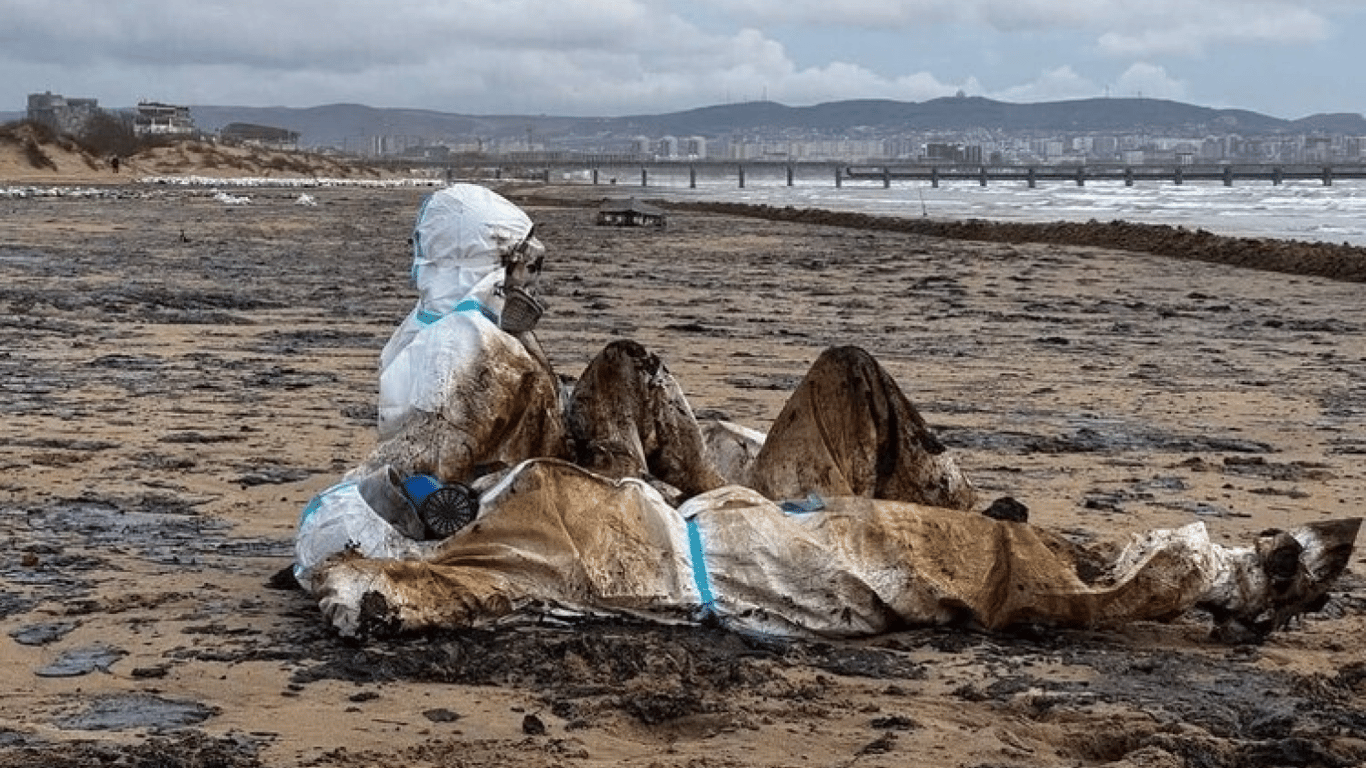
top-left (1, 176), bottom-right (444, 201)
top-left (625, 170), bottom-right (1366, 246)
top-left (0, 186), bottom-right (140, 199)
top-left (8, 170), bottom-right (1363, 246)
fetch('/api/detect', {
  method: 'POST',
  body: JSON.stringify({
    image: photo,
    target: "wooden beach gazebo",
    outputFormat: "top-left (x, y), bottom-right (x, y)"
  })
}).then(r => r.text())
top-left (595, 198), bottom-right (667, 227)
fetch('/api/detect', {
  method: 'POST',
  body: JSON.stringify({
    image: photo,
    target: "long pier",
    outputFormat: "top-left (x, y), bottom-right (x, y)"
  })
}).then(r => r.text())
top-left (841, 163), bottom-right (1366, 187)
top-left (395, 157), bottom-right (1366, 188)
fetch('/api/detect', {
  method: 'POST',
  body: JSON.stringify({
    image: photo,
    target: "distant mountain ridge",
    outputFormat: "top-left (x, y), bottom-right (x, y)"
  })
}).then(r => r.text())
top-left (604, 97), bottom-right (1290, 136)
top-left (190, 97), bottom-right (1366, 150)
top-left (624, 97), bottom-right (1366, 136)
top-left (10, 97), bottom-right (1366, 150)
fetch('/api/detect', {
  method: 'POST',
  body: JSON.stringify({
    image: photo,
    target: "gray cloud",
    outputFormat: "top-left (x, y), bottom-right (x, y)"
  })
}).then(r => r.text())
top-left (699, 0), bottom-right (1333, 52)
top-left (1, 0), bottom-right (1359, 117)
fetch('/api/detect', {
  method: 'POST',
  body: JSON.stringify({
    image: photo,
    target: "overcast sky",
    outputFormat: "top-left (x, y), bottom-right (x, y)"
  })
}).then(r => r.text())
top-left (3, 0), bottom-right (1361, 120)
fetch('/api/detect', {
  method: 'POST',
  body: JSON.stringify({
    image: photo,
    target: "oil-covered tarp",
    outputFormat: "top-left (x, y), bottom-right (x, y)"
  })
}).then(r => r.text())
top-left (295, 183), bottom-right (1360, 642)
top-left (308, 459), bottom-right (1359, 640)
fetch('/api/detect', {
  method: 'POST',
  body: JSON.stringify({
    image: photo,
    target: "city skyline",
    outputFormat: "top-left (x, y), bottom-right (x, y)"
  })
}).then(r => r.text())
top-left (23, 90), bottom-right (1365, 169)
top-left (2, 0), bottom-right (1363, 121)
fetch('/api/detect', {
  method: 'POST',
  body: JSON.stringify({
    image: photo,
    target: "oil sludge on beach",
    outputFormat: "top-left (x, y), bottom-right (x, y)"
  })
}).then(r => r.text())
top-left (1, 180), bottom-right (1364, 767)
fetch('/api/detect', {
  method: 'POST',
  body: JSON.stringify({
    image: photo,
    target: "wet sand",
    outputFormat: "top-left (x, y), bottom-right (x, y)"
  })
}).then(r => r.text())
top-left (0, 183), bottom-right (1363, 767)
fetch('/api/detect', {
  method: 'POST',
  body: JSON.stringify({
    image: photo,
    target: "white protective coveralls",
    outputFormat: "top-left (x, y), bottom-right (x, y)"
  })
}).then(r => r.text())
top-left (295, 184), bottom-right (1360, 642)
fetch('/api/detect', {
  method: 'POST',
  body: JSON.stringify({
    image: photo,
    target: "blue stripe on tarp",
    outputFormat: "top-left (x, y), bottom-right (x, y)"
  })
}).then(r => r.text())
top-left (778, 492), bottom-right (826, 515)
top-left (686, 517), bottom-right (716, 615)
top-left (454, 299), bottom-right (498, 325)
top-left (415, 300), bottom-right (497, 327)
top-left (299, 495), bottom-right (323, 526)
top-left (298, 481), bottom-right (358, 525)
top-left (454, 298), bottom-right (485, 315)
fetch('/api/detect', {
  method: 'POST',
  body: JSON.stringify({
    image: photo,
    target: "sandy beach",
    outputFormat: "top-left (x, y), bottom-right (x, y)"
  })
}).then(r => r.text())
top-left (1, 176), bottom-right (1364, 767)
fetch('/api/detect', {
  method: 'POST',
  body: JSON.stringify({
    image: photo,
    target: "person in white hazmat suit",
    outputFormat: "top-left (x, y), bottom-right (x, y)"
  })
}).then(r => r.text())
top-left (295, 184), bottom-right (1360, 644)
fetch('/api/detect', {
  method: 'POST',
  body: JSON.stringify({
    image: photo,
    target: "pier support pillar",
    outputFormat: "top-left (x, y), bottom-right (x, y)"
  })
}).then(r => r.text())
top-left (835, 166), bottom-right (842, 188)
top-left (1223, 165), bottom-right (1233, 187)
top-left (1027, 168), bottom-right (1036, 188)
top-left (787, 165), bottom-right (794, 186)
top-left (1124, 167), bottom-right (1133, 187)
top-left (1323, 166), bottom-right (1333, 186)
top-left (641, 167), bottom-right (647, 187)
top-left (1174, 167), bottom-right (1183, 185)
top-left (979, 166), bottom-right (988, 187)
top-left (930, 167), bottom-right (939, 189)
top-left (738, 165), bottom-right (745, 188)
top-left (592, 168), bottom-right (599, 185)
top-left (882, 168), bottom-right (890, 189)
top-left (1075, 167), bottom-right (1085, 187)
top-left (1273, 167), bottom-right (1283, 185)
top-left (690, 165), bottom-right (696, 189)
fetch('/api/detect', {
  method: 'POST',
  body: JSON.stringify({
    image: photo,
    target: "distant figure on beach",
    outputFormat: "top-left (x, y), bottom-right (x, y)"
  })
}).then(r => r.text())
top-left (110, 155), bottom-right (120, 174)
top-left (294, 184), bottom-right (1360, 645)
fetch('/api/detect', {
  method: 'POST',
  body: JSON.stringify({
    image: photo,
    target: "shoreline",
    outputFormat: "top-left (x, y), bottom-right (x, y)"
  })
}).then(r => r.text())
top-left (512, 185), bottom-right (1366, 283)
top-left (4, 173), bottom-right (1364, 284)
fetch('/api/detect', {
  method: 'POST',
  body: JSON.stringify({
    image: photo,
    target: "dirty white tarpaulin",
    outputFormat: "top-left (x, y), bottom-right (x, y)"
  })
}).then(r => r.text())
top-left (295, 184), bottom-right (1361, 642)
top-left (303, 459), bottom-right (1359, 640)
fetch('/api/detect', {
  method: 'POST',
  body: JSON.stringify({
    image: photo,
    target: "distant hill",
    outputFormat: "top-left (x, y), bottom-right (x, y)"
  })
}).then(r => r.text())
top-left (608, 97), bottom-right (1296, 136)
top-left (1290, 112), bottom-right (1366, 133)
top-left (12, 99), bottom-right (1366, 150)
top-left (186, 97), bottom-right (1366, 150)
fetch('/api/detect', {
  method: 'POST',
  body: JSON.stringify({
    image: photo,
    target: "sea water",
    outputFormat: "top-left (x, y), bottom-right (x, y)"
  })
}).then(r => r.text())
top-left (598, 166), bottom-right (1366, 247)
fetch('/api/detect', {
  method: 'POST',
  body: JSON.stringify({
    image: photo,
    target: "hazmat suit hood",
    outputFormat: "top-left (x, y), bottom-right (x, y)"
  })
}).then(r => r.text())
top-left (409, 184), bottom-right (544, 316)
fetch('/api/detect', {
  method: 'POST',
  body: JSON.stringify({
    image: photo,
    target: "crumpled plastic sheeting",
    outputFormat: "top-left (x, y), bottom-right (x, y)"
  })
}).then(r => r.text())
top-left (565, 339), bottom-right (727, 498)
top-left (371, 306), bottom-right (566, 469)
top-left (733, 346), bottom-right (976, 510)
top-left (376, 184), bottom-right (548, 441)
top-left (294, 480), bottom-right (439, 585)
top-left (308, 459), bottom-right (1352, 639)
top-left (700, 420), bottom-right (766, 487)
top-left (299, 185), bottom-right (1361, 640)
top-left (313, 460), bottom-right (700, 636)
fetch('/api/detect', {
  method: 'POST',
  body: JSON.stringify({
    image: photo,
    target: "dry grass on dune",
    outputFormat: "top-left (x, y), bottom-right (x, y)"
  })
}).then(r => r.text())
top-left (0, 122), bottom-right (387, 182)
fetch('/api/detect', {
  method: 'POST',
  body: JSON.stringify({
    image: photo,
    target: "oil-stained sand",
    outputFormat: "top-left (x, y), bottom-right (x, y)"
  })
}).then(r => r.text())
top-left (0, 184), bottom-right (1363, 767)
